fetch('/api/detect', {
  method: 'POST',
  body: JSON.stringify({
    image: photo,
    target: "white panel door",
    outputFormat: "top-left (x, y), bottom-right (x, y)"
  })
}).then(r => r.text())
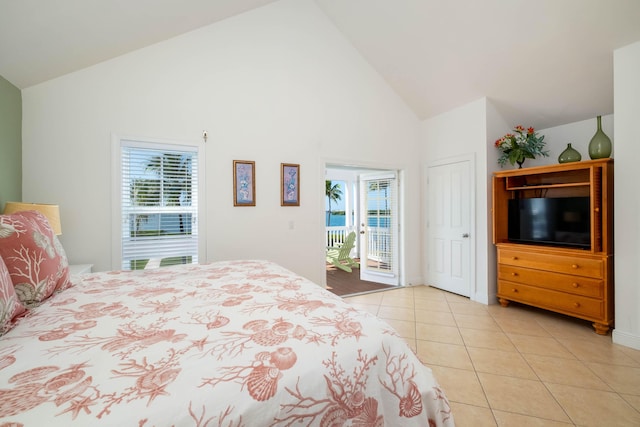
top-left (427, 159), bottom-right (471, 296)
top-left (359, 172), bottom-right (399, 286)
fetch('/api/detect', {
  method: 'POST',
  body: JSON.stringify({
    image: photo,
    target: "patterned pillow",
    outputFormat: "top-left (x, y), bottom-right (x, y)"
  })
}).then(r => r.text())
top-left (0, 210), bottom-right (71, 307)
top-left (0, 255), bottom-right (26, 335)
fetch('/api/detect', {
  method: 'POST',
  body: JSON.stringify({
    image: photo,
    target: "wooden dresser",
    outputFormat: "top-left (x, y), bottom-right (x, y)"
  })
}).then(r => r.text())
top-left (492, 159), bottom-right (613, 334)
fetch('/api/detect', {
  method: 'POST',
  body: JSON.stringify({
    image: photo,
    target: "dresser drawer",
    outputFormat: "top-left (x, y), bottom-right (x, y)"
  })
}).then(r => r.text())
top-left (498, 281), bottom-right (603, 320)
top-left (498, 264), bottom-right (603, 298)
top-left (498, 249), bottom-right (604, 278)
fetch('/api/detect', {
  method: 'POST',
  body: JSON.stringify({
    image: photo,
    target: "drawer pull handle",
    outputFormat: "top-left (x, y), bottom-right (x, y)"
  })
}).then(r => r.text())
top-left (512, 288), bottom-right (518, 293)
top-left (511, 272), bottom-right (518, 277)
top-left (574, 302), bottom-right (581, 308)
top-left (572, 282), bottom-right (579, 288)
top-left (512, 257), bottom-right (518, 260)
top-left (571, 264), bottom-right (579, 269)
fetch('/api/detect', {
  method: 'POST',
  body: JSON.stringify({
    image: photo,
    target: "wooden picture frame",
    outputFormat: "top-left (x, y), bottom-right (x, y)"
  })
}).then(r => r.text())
top-left (233, 160), bottom-right (256, 206)
top-left (281, 163), bottom-right (300, 206)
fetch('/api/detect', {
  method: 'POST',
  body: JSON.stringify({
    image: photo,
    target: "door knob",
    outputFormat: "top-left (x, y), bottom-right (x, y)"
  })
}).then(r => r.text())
top-left (360, 230), bottom-right (365, 234)
top-left (462, 233), bottom-right (470, 238)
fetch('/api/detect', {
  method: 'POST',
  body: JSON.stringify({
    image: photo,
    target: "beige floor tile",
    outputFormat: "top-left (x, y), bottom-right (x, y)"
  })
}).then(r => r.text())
top-left (413, 285), bottom-right (449, 301)
top-left (414, 298), bottom-right (452, 313)
top-left (486, 303), bottom-right (519, 318)
top-left (492, 317), bottom-right (552, 337)
top-left (430, 365), bottom-right (488, 407)
top-left (416, 323), bottom-right (463, 345)
top-left (523, 353), bottom-right (612, 391)
top-left (587, 362), bottom-right (640, 395)
top-left (385, 287), bottom-right (414, 295)
top-left (507, 334), bottom-right (576, 359)
top-left (443, 292), bottom-right (470, 303)
top-left (459, 328), bottom-right (516, 352)
top-left (415, 309), bottom-right (457, 327)
top-left (339, 285), bottom-right (639, 427)
top-left (620, 345), bottom-right (640, 365)
top-left (493, 410), bottom-right (574, 426)
top-left (560, 337), bottom-right (640, 366)
top-left (416, 340), bottom-right (473, 370)
top-left (454, 313), bottom-right (501, 331)
top-left (537, 314), bottom-right (604, 340)
top-left (381, 318), bottom-right (415, 340)
top-left (380, 294), bottom-right (415, 309)
top-left (487, 302), bottom-right (549, 320)
top-left (449, 301), bottom-right (491, 316)
top-left (478, 373), bottom-right (571, 422)
top-left (468, 347), bottom-right (537, 380)
top-left (546, 382), bottom-right (640, 427)
top-left (377, 305), bottom-right (415, 322)
top-left (343, 292), bottom-right (383, 305)
top-left (448, 402), bottom-right (496, 426)
top-left (621, 393), bottom-right (640, 412)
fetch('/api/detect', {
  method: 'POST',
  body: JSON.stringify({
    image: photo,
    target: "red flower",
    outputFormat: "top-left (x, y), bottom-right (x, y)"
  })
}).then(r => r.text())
top-left (494, 125), bottom-right (548, 167)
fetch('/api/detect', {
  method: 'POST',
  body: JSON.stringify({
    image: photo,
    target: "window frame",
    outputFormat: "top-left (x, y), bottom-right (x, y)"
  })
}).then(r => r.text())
top-left (111, 135), bottom-right (206, 270)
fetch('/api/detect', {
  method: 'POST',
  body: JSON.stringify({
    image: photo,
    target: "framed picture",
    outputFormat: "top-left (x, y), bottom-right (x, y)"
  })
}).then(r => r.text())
top-left (281, 163), bottom-right (300, 206)
top-left (233, 160), bottom-right (256, 206)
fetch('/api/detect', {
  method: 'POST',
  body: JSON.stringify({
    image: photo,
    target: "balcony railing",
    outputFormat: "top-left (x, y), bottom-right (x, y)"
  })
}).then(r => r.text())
top-left (326, 226), bottom-right (354, 248)
top-left (326, 226), bottom-right (391, 266)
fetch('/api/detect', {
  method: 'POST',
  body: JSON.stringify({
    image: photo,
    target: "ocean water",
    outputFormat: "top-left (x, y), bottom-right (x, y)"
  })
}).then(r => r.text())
top-left (325, 213), bottom-right (390, 227)
top-left (326, 213), bottom-right (345, 226)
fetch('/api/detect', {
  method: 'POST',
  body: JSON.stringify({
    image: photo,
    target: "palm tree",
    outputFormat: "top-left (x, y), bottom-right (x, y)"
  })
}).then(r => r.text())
top-left (130, 177), bottom-right (160, 233)
top-left (130, 153), bottom-right (192, 235)
top-left (325, 180), bottom-right (343, 226)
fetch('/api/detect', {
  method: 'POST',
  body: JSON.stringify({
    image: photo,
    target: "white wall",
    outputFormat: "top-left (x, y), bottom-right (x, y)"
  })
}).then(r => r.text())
top-left (20, 0), bottom-right (421, 286)
top-left (613, 40), bottom-right (640, 350)
top-left (531, 115), bottom-right (614, 167)
top-left (420, 98), bottom-right (491, 303)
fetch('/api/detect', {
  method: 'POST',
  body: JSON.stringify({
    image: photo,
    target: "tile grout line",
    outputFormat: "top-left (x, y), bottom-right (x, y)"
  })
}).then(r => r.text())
top-left (488, 307), bottom-right (577, 425)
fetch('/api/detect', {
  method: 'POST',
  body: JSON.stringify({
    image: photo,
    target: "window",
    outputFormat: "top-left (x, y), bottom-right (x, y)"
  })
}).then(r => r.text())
top-left (117, 139), bottom-right (200, 270)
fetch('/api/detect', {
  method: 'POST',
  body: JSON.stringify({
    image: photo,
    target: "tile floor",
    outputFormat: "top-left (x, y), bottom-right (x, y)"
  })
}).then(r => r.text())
top-left (343, 285), bottom-right (640, 427)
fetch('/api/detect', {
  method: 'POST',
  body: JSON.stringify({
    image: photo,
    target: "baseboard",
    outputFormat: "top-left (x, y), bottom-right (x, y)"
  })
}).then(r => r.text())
top-left (405, 276), bottom-right (424, 287)
top-left (612, 329), bottom-right (640, 350)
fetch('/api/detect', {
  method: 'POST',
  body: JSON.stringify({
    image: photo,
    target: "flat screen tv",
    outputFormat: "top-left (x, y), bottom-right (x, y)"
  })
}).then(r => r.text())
top-left (508, 197), bottom-right (591, 249)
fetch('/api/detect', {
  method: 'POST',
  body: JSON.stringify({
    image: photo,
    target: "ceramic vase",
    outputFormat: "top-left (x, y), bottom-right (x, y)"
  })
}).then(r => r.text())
top-left (588, 116), bottom-right (612, 159)
top-left (558, 143), bottom-right (581, 163)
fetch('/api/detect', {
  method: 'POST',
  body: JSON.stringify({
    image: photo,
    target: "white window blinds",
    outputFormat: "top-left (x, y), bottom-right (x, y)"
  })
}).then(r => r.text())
top-left (364, 174), bottom-right (398, 275)
top-left (120, 142), bottom-right (198, 270)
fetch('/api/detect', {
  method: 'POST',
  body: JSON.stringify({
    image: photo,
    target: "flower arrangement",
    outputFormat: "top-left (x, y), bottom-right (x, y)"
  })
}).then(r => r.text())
top-left (495, 125), bottom-right (549, 168)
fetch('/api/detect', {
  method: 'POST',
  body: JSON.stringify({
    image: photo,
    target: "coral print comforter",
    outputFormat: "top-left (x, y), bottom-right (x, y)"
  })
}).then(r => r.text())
top-left (0, 260), bottom-right (453, 426)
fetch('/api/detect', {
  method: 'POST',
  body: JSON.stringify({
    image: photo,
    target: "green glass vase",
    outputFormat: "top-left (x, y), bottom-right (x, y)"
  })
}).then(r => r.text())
top-left (558, 143), bottom-right (581, 163)
top-left (588, 116), bottom-right (612, 159)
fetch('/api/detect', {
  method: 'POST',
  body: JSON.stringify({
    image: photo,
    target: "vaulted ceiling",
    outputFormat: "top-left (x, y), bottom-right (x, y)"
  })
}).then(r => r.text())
top-left (2, 0), bottom-right (640, 129)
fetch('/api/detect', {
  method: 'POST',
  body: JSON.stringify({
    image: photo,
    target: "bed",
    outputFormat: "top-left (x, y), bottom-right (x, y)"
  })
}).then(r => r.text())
top-left (0, 212), bottom-right (454, 426)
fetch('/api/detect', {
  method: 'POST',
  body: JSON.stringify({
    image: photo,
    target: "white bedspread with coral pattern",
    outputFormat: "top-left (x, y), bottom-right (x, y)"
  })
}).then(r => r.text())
top-left (0, 260), bottom-right (453, 426)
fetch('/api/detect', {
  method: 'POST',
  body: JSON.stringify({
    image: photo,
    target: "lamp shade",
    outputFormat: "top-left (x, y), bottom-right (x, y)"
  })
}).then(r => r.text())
top-left (3, 202), bottom-right (62, 235)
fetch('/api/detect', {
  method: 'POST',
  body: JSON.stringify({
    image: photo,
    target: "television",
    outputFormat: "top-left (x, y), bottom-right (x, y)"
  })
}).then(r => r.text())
top-left (508, 197), bottom-right (591, 249)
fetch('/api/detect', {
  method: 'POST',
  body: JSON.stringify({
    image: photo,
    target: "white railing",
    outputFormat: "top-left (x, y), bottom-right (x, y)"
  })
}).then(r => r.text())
top-left (325, 226), bottom-right (391, 267)
top-left (326, 226), bottom-right (352, 248)
top-left (367, 226), bottom-right (392, 265)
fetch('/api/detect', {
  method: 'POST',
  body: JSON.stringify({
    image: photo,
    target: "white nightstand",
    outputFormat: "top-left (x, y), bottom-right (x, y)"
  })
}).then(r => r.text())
top-left (69, 264), bottom-right (94, 275)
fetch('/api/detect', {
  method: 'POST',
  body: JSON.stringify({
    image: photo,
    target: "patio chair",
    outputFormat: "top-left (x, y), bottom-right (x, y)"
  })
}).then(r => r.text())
top-left (326, 231), bottom-right (360, 273)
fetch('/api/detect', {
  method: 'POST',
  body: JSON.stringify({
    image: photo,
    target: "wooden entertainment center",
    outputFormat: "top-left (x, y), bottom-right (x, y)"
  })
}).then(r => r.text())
top-left (492, 159), bottom-right (613, 334)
